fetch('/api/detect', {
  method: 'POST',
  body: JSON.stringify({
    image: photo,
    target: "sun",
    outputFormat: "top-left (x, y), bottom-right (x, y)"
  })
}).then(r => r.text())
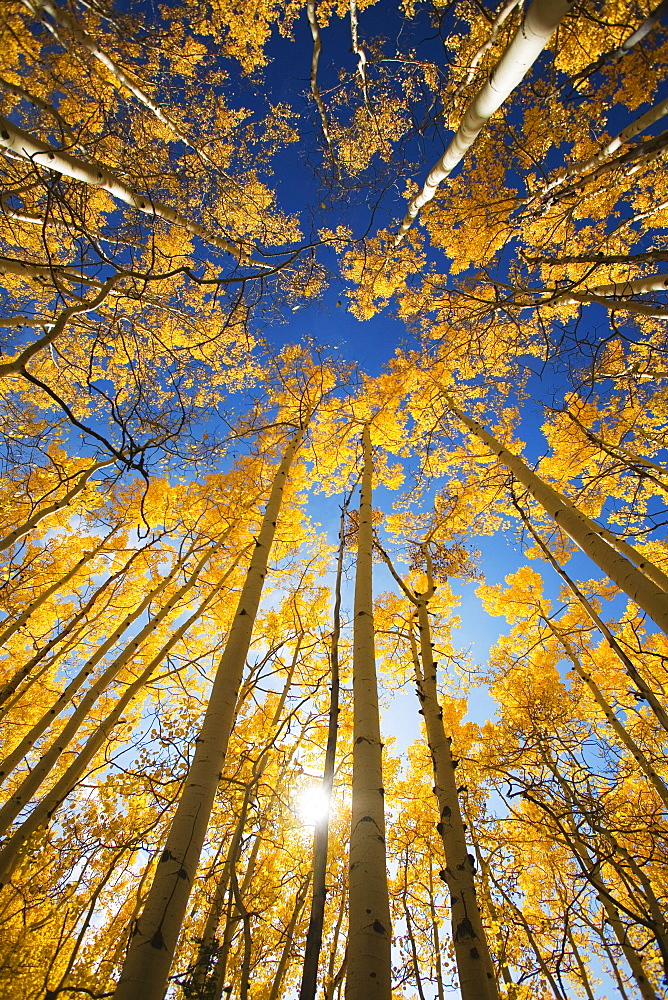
top-left (295, 784), bottom-right (332, 825)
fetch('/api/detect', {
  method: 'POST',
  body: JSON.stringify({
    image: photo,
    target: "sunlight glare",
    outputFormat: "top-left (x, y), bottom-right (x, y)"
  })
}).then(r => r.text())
top-left (296, 785), bottom-right (332, 825)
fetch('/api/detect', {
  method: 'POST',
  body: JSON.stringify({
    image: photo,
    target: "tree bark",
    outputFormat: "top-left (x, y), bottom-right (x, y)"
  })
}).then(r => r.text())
top-left (395, 0), bottom-right (574, 241)
top-left (299, 495), bottom-right (348, 1000)
top-left (444, 394), bottom-right (668, 634)
top-left (0, 569), bottom-right (236, 886)
top-left (0, 528), bottom-right (114, 648)
top-left (0, 537), bottom-right (213, 788)
top-left (0, 116), bottom-right (264, 264)
top-left (113, 423), bottom-right (307, 1000)
top-left (0, 456), bottom-right (116, 549)
top-left (412, 607), bottom-right (499, 1000)
top-left (345, 424), bottom-right (392, 1000)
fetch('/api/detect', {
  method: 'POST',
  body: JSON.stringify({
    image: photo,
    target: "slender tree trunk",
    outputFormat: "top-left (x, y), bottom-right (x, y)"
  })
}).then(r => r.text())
top-left (0, 537), bottom-right (220, 822)
top-left (584, 914), bottom-right (631, 1000)
top-left (0, 575), bottom-right (233, 886)
top-left (564, 828), bottom-right (660, 1000)
top-left (324, 886), bottom-right (347, 1000)
top-left (402, 853), bottom-right (427, 1000)
top-left (0, 540), bottom-right (152, 710)
top-left (486, 868), bottom-right (567, 1000)
top-left (191, 639), bottom-right (301, 990)
top-left (543, 618), bottom-right (668, 805)
top-left (0, 116), bottom-right (261, 263)
top-left (374, 530), bottom-right (498, 1000)
top-left (268, 873), bottom-right (312, 1000)
top-left (514, 500), bottom-right (668, 734)
top-left (0, 528), bottom-right (114, 647)
top-left (0, 456), bottom-right (116, 549)
top-left (412, 606), bottom-right (499, 1000)
top-left (466, 832), bottom-right (514, 995)
top-left (22, 0), bottom-right (225, 173)
top-left (565, 923), bottom-right (596, 1000)
top-left (427, 864), bottom-right (446, 1000)
top-left (210, 827), bottom-right (265, 1000)
top-left (113, 423), bottom-right (307, 1000)
top-left (395, 0), bottom-right (574, 241)
top-left (444, 394), bottom-right (668, 633)
top-left (345, 423), bottom-right (392, 1000)
top-left (299, 496), bottom-right (348, 1000)
top-left (0, 539), bottom-right (203, 785)
top-left (546, 759), bottom-right (668, 981)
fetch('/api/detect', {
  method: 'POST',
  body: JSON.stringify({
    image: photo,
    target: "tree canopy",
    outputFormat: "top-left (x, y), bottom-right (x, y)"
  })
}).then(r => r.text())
top-left (1, 1), bottom-right (668, 999)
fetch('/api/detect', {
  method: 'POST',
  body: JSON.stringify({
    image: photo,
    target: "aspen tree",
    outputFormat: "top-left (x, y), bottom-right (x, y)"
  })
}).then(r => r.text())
top-left (300, 495), bottom-right (348, 1000)
top-left (0, 528), bottom-right (114, 647)
top-left (268, 873), bottom-right (312, 1000)
top-left (534, 787), bottom-right (663, 1000)
top-left (374, 536), bottom-right (498, 1000)
top-left (0, 537), bottom-right (163, 710)
top-left (514, 501), bottom-right (668, 736)
top-left (0, 455), bottom-right (117, 551)
top-left (542, 617), bottom-right (668, 807)
top-left (0, 118), bottom-right (265, 265)
top-left (0, 535), bottom-right (214, 788)
top-left (443, 393), bottom-right (668, 634)
top-left (345, 423), bottom-right (392, 1000)
top-left (395, 0), bottom-right (574, 241)
top-left (0, 549), bottom-right (250, 886)
top-left (114, 418), bottom-right (310, 1000)
top-left (191, 634), bottom-right (303, 990)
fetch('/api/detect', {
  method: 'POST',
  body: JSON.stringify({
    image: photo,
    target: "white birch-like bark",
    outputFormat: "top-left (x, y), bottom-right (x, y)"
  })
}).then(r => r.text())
top-left (0, 539), bottom-right (206, 785)
top-left (0, 578), bottom-right (228, 886)
top-left (113, 423), bottom-right (307, 1000)
top-left (0, 542), bottom-right (150, 709)
top-left (0, 529), bottom-right (113, 648)
top-left (373, 533), bottom-right (499, 999)
top-left (412, 608), bottom-right (499, 1000)
top-left (543, 618), bottom-right (668, 807)
top-left (556, 274), bottom-right (668, 313)
top-left (0, 116), bottom-right (266, 265)
top-left (540, 95), bottom-right (668, 201)
top-left (307, 1), bottom-right (338, 173)
top-left (0, 74), bottom-right (76, 139)
top-left (558, 291), bottom-right (668, 317)
top-left (345, 424), bottom-right (392, 1000)
top-left (21, 0), bottom-right (226, 174)
top-left (0, 539), bottom-right (220, 830)
top-left (453, 0), bottom-right (524, 98)
top-left (571, 0), bottom-right (668, 82)
top-left (394, 0), bottom-right (574, 242)
top-left (513, 497), bottom-right (668, 731)
top-left (0, 254), bottom-right (109, 287)
top-left (443, 394), bottom-right (668, 634)
top-left (349, 1), bottom-right (370, 108)
top-left (0, 276), bottom-right (120, 381)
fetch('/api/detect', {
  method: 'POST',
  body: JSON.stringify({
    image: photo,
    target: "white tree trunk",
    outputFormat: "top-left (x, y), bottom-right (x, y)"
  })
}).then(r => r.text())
top-left (0, 539), bottom-right (221, 831)
top-left (0, 116), bottom-right (265, 265)
top-left (113, 423), bottom-right (307, 1000)
top-left (345, 424), bottom-right (392, 1000)
top-left (0, 529), bottom-right (113, 647)
top-left (395, 0), bottom-right (574, 242)
top-left (444, 395), bottom-right (668, 634)
top-left (0, 578), bottom-right (228, 886)
top-left (413, 606), bottom-right (500, 1000)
